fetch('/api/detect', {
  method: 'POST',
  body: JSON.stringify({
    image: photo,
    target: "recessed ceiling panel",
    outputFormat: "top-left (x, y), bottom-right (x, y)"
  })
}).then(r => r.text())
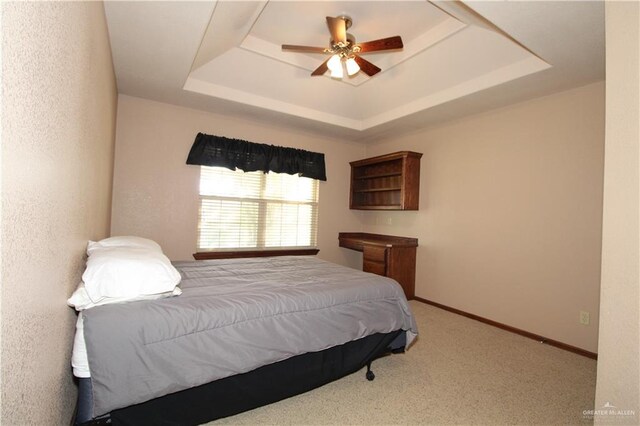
top-left (184, 0), bottom-right (550, 130)
top-left (358, 25), bottom-right (547, 118)
top-left (189, 48), bottom-right (361, 119)
top-left (251, 1), bottom-right (450, 46)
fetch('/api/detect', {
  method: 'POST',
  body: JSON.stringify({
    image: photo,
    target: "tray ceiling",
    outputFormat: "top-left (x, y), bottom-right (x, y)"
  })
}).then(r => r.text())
top-left (104, 1), bottom-right (604, 141)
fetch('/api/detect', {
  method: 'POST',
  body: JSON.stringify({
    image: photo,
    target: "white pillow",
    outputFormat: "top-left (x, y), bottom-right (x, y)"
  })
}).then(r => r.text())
top-left (87, 236), bottom-right (162, 256)
top-left (82, 247), bottom-right (181, 301)
top-left (67, 282), bottom-right (182, 311)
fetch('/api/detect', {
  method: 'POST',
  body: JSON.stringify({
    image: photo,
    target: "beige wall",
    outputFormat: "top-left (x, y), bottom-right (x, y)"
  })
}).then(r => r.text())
top-left (111, 95), bottom-right (365, 267)
top-left (1, 2), bottom-right (117, 424)
top-left (595, 1), bottom-right (639, 422)
top-left (363, 82), bottom-right (605, 353)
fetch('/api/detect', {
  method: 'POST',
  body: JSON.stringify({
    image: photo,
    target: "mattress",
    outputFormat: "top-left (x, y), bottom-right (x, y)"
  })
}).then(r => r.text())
top-left (75, 256), bottom-right (418, 418)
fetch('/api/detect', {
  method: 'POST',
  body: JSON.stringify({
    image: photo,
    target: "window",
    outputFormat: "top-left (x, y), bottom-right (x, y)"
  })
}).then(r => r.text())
top-left (197, 166), bottom-right (319, 251)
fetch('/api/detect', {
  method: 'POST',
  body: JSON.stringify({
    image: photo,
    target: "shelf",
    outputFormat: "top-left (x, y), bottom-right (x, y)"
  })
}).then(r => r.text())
top-left (352, 204), bottom-right (402, 210)
top-left (349, 151), bottom-right (422, 211)
top-left (354, 187), bottom-right (401, 193)
top-left (354, 171), bottom-right (402, 180)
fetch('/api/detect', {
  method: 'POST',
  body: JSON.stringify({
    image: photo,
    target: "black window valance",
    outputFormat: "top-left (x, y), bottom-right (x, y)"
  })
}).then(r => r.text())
top-left (186, 133), bottom-right (327, 181)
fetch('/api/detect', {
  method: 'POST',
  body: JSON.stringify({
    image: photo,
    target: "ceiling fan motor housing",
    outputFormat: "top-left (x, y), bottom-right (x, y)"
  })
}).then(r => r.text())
top-left (330, 16), bottom-right (355, 49)
top-left (339, 15), bottom-right (353, 29)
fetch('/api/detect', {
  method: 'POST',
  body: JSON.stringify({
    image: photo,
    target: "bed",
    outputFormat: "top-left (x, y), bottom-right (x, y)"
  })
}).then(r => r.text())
top-left (71, 247), bottom-right (418, 425)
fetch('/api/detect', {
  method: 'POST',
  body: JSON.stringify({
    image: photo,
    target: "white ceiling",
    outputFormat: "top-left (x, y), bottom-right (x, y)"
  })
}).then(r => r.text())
top-left (104, 1), bottom-right (604, 142)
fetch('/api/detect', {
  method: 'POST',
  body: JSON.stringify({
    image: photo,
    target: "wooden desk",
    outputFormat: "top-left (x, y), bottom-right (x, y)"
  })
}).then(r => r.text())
top-left (338, 232), bottom-right (418, 299)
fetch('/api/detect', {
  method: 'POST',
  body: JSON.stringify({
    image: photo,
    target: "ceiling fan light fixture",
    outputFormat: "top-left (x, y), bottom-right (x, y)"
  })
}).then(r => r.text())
top-left (330, 66), bottom-right (344, 79)
top-left (345, 57), bottom-right (360, 76)
top-left (327, 54), bottom-right (343, 78)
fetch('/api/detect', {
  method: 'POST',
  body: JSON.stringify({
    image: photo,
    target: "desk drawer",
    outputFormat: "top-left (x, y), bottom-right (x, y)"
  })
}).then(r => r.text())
top-left (363, 245), bottom-right (387, 262)
top-left (363, 259), bottom-right (386, 276)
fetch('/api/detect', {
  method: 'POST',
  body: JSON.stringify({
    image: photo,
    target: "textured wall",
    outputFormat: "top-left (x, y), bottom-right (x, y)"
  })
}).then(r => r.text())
top-left (363, 82), bottom-right (605, 353)
top-left (595, 2), bottom-right (639, 422)
top-left (110, 95), bottom-right (365, 267)
top-left (1, 2), bottom-right (117, 424)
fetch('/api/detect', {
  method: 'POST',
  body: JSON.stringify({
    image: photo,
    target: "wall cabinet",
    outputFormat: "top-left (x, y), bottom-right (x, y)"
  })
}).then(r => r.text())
top-left (349, 151), bottom-right (423, 210)
top-left (338, 232), bottom-right (418, 300)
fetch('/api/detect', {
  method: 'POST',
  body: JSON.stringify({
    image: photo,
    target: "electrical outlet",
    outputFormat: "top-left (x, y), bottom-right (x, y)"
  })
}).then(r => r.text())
top-left (580, 310), bottom-right (590, 325)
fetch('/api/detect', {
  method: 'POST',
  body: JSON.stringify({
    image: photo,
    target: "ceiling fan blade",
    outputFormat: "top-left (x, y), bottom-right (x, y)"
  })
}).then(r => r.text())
top-left (353, 55), bottom-right (381, 77)
top-left (282, 44), bottom-right (328, 53)
top-left (311, 57), bottom-right (330, 76)
top-left (326, 16), bottom-right (347, 44)
top-left (356, 36), bottom-right (404, 53)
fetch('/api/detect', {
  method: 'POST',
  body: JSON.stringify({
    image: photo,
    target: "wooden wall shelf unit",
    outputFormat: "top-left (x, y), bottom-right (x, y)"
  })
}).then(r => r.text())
top-left (349, 151), bottom-right (423, 210)
top-left (339, 232), bottom-right (418, 300)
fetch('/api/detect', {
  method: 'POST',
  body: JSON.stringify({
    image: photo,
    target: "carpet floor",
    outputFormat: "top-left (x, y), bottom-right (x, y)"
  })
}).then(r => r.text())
top-left (209, 300), bottom-right (597, 425)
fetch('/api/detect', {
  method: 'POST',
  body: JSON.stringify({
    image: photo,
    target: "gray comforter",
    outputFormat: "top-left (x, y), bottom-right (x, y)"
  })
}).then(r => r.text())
top-left (82, 256), bottom-right (418, 417)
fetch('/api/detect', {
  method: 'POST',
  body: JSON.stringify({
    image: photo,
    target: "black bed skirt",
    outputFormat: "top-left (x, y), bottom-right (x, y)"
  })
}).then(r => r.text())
top-left (77, 330), bottom-right (405, 426)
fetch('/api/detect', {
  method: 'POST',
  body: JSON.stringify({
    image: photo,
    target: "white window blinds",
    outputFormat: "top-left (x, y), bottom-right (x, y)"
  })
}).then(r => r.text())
top-left (198, 166), bottom-right (319, 251)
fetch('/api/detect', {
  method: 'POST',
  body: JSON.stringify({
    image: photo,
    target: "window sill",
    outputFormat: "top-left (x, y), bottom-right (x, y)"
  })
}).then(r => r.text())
top-left (193, 248), bottom-right (320, 260)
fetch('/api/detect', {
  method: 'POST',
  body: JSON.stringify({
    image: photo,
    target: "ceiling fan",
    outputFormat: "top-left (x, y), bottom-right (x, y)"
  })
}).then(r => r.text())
top-left (282, 16), bottom-right (404, 79)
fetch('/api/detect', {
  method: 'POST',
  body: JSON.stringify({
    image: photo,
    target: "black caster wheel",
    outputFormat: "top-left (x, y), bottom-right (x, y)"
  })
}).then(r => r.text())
top-left (366, 370), bottom-right (375, 381)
